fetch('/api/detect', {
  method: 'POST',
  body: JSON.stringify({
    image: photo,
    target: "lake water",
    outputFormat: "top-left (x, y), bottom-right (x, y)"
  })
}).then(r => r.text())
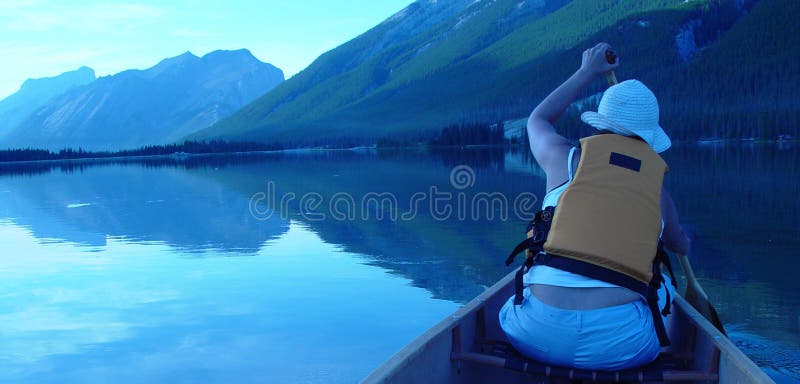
top-left (0, 145), bottom-right (798, 383)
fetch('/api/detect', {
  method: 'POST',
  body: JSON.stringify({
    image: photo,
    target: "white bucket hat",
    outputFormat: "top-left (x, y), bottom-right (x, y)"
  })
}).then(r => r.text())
top-left (581, 79), bottom-right (671, 153)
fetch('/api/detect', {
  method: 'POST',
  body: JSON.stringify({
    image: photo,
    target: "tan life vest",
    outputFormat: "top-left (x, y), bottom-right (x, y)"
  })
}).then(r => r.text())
top-left (542, 134), bottom-right (667, 284)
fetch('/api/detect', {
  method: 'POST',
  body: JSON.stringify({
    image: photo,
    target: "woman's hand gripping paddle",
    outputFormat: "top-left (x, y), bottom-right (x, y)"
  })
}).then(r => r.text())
top-left (605, 49), bottom-right (618, 86)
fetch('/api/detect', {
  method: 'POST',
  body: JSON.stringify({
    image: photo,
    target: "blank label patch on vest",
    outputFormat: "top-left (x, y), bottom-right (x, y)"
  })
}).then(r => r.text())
top-left (609, 152), bottom-right (642, 172)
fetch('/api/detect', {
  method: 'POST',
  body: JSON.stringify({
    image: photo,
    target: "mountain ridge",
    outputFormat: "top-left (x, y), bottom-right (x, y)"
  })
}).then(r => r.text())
top-left (0, 66), bottom-right (96, 139)
top-left (2, 49), bottom-right (284, 151)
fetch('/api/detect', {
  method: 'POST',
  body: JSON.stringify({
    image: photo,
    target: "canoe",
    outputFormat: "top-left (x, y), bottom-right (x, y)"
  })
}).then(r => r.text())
top-left (362, 271), bottom-right (774, 383)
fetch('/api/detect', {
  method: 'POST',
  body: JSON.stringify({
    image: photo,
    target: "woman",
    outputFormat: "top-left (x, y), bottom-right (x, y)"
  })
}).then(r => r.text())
top-left (499, 42), bottom-right (691, 370)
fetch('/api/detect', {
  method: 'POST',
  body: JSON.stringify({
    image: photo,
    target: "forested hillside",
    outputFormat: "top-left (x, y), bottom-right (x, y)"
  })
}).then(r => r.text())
top-left (663, 0), bottom-right (799, 140)
top-left (557, 0), bottom-right (799, 141)
top-left (194, 0), bottom-right (798, 147)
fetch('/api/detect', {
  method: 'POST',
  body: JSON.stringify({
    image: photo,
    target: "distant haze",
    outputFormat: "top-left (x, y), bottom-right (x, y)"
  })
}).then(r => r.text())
top-left (0, 0), bottom-right (412, 99)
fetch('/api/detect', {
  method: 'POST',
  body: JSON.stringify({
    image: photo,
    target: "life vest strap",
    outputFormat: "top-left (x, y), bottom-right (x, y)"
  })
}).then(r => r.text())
top-left (513, 256), bottom-right (535, 306)
top-left (533, 253), bottom-right (671, 347)
top-left (534, 253), bottom-right (649, 296)
top-left (505, 207), bottom-right (554, 266)
top-left (646, 282), bottom-right (671, 346)
top-left (509, 207), bottom-right (555, 304)
top-left (656, 243), bottom-right (678, 289)
top-left (506, 238), bottom-right (537, 266)
top-left (654, 243), bottom-right (678, 316)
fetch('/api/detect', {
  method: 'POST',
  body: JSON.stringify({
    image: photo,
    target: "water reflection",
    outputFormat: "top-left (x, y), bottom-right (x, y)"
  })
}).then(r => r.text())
top-left (0, 144), bottom-right (797, 381)
top-left (0, 221), bottom-right (459, 383)
top-left (0, 160), bottom-right (288, 252)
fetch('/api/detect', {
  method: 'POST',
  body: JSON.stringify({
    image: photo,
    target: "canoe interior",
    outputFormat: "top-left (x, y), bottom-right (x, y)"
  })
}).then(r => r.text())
top-left (361, 271), bottom-right (774, 384)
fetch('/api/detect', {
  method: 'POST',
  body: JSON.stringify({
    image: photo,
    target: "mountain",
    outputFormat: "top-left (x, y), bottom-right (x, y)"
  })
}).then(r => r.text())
top-left (0, 67), bottom-right (96, 139)
top-left (194, 0), bottom-right (798, 146)
top-left (2, 49), bottom-right (284, 150)
top-left (191, 0), bottom-right (572, 145)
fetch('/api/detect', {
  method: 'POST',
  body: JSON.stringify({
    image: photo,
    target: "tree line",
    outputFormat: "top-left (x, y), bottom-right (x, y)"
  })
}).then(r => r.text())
top-left (0, 140), bottom-right (283, 162)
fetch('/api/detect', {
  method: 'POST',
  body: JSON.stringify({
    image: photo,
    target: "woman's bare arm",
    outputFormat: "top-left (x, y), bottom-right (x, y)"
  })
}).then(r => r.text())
top-left (528, 42), bottom-right (619, 189)
top-left (526, 69), bottom-right (590, 170)
top-left (661, 187), bottom-right (691, 255)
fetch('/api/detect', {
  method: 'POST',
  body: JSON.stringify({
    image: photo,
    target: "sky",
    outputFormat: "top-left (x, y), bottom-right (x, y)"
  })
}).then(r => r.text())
top-left (0, 0), bottom-right (413, 99)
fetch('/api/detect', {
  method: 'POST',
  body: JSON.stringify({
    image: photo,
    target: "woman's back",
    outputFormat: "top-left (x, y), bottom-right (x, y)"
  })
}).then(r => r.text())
top-left (499, 42), bottom-right (689, 370)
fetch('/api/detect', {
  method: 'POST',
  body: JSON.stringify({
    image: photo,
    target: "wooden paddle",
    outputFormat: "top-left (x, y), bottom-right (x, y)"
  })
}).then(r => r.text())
top-left (602, 49), bottom-right (725, 334)
top-left (605, 49), bottom-right (618, 85)
top-left (676, 253), bottom-right (727, 334)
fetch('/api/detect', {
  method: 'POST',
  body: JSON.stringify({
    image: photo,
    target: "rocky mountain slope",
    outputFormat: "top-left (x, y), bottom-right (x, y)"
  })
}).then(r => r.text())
top-left (2, 50), bottom-right (284, 150)
top-left (0, 67), bottom-right (96, 139)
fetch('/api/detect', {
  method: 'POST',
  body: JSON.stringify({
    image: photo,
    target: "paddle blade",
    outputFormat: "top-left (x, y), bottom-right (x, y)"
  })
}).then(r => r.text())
top-left (678, 254), bottom-right (727, 335)
top-left (707, 302), bottom-right (727, 335)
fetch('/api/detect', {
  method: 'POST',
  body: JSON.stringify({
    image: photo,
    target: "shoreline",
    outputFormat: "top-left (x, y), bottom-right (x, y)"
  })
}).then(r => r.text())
top-left (1, 139), bottom-right (796, 166)
top-left (0, 145), bottom-right (385, 166)
top-left (0, 150), bottom-right (276, 166)
top-left (696, 138), bottom-right (799, 144)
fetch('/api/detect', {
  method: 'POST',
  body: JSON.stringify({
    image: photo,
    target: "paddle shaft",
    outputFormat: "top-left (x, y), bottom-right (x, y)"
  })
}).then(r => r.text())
top-left (599, 48), bottom-right (723, 333)
top-left (605, 49), bottom-right (618, 86)
top-left (677, 253), bottom-right (727, 334)
top-left (677, 253), bottom-right (703, 298)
